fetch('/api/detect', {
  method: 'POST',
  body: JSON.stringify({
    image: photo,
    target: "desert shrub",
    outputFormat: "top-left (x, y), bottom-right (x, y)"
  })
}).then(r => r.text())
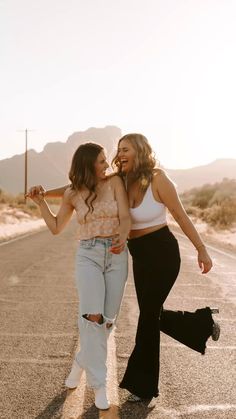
top-left (191, 185), bottom-right (218, 209)
top-left (202, 199), bottom-right (236, 227)
top-left (0, 187), bottom-right (63, 220)
top-left (0, 190), bottom-right (15, 205)
top-left (0, 190), bottom-right (41, 217)
top-left (184, 205), bottom-right (202, 219)
top-left (181, 178), bottom-right (236, 228)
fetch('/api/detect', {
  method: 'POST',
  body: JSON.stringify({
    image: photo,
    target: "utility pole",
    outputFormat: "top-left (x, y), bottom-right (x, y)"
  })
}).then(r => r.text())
top-left (25, 128), bottom-right (28, 200)
top-left (18, 128), bottom-right (35, 202)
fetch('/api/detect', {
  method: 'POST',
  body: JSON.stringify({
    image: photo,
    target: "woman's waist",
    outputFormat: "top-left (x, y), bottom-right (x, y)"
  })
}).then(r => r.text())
top-left (128, 222), bottom-right (167, 239)
top-left (127, 224), bottom-right (178, 252)
top-left (77, 218), bottom-right (119, 239)
top-left (79, 235), bottom-right (116, 247)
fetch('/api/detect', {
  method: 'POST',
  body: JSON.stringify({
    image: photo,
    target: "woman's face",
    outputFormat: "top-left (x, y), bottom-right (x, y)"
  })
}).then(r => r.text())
top-left (117, 139), bottom-right (136, 173)
top-left (94, 150), bottom-right (109, 180)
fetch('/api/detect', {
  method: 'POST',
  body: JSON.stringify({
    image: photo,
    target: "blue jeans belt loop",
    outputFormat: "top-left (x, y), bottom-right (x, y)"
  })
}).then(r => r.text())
top-left (92, 237), bottom-right (96, 246)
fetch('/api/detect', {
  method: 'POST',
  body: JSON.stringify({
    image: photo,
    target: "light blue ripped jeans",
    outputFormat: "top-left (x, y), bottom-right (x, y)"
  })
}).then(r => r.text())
top-left (74, 237), bottom-right (128, 388)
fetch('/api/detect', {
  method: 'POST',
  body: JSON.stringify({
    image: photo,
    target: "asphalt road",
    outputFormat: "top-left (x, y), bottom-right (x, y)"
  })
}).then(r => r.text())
top-left (0, 221), bottom-right (235, 419)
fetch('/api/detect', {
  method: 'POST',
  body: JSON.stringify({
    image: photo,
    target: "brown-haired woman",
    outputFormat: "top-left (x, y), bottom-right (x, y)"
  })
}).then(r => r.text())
top-left (28, 142), bottom-right (131, 410)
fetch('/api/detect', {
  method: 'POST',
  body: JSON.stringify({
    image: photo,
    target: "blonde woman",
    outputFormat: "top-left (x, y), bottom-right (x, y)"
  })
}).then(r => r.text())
top-left (112, 133), bottom-right (220, 401)
top-left (28, 143), bottom-right (131, 410)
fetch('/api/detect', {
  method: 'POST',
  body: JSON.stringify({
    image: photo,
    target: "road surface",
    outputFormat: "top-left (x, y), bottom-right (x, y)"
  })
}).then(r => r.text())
top-left (0, 221), bottom-right (235, 418)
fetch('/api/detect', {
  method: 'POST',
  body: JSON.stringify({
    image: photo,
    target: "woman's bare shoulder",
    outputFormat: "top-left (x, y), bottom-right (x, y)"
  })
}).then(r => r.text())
top-left (153, 168), bottom-right (168, 179)
top-left (107, 173), bottom-right (124, 186)
top-left (64, 186), bottom-right (79, 203)
top-left (152, 169), bottom-right (174, 186)
top-left (153, 167), bottom-right (166, 177)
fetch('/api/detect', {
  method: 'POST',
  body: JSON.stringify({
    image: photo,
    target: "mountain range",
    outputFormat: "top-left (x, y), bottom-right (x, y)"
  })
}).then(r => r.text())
top-left (0, 126), bottom-right (235, 195)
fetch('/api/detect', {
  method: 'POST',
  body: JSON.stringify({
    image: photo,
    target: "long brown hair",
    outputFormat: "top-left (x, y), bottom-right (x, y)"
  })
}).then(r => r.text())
top-left (112, 133), bottom-right (158, 189)
top-left (69, 142), bottom-right (104, 218)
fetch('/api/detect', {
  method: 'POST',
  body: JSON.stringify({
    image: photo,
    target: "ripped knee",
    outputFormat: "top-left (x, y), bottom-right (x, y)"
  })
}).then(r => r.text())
top-left (83, 313), bottom-right (104, 324)
top-left (104, 315), bottom-right (116, 330)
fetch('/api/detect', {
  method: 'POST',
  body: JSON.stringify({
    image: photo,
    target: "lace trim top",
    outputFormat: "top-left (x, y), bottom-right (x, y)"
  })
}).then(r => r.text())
top-left (72, 179), bottom-right (120, 240)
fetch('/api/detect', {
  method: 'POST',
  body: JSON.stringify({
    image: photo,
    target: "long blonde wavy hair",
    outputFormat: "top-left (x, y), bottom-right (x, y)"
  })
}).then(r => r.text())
top-left (112, 133), bottom-right (158, 189)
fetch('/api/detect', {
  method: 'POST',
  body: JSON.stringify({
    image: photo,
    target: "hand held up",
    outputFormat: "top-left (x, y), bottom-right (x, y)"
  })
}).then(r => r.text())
top-left (26, 185), bottom-right (46, 205)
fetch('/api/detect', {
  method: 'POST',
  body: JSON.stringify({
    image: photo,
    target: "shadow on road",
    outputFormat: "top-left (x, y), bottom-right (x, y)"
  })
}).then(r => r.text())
top-left (119, 399), bottom-right (156, 418)
top-left (35, 390), bottom-right (67, 419)
top-left (82, 404), bottom-right (99, 418)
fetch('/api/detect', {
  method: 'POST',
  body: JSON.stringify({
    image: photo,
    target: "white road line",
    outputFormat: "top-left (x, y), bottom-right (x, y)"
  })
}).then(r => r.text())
top-left (184, 404), bottom-right (236, 414)
top-left (0, 332), bottom-right (77, 337)
top-left (160, 343), bottom-right (236, 350)
top-left (124, 294), bottom-right (234, 300)
top-left (7, 284), bottom-right (76, 289)
top-left (167, 296), bottom-right (229, 300)
top-left (0, 358), bottom-right (71, 364)
top-left (174, 231), bottom-right (236, 260)
top-left (152, 404), bottom-right (236, 417)
top-left (175, 283), bottom-right (217, 287)
top-left (0, 299), bottom-right (78, 304)
top-left (7, 275), bottom-right (20, 284)
top-left (0, 227), bottom-right (47, 247)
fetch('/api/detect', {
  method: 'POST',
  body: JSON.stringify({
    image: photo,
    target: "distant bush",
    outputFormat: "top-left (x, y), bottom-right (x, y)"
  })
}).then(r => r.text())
top-left (0, 189), bottom-right (62, 218)
top-left (0, 189), bottom-right (40, 217)
top-left (201, 200), bottom-right (236, 228)
top-left (181, 178), bottom-right (236, 228)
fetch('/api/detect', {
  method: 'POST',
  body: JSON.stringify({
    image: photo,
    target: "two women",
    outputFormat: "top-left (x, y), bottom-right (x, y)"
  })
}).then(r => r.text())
top-left (28, 143), bottom-right (131, 410)
top-left (28, 133), bottom-right (220, 406)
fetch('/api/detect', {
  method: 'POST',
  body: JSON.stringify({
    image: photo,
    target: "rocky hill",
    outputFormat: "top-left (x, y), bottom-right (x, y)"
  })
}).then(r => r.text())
top-left (166, 158), bottom-right (236, 193)
top-left (0, 126), bottom-right (121, 194)
top-left (0, 126), bottom-right (235, 194)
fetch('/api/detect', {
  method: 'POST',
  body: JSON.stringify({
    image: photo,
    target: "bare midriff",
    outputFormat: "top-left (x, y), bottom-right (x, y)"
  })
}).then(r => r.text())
top-left (128, 222), bottom-right (167, 239)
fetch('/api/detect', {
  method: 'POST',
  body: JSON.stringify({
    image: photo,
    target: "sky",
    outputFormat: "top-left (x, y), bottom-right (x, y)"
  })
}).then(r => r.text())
top-left (1, 0), bottom-right (236, 169)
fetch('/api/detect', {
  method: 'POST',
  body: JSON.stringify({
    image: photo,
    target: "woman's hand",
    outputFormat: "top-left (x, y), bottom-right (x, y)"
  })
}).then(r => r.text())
top-left (26, 185), bottom-right (46, 205)
top-left (198, 247), bottom-right (213, 274)
top-left (109, 235), bottom-right (126, 254)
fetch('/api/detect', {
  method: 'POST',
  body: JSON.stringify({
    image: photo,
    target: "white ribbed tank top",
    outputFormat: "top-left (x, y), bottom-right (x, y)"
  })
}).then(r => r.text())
top-left (130, 183), bottom-right (167, 230)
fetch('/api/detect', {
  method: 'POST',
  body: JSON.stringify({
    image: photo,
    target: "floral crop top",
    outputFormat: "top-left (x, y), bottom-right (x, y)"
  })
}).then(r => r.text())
top-left (72, 179), bottom-right (120, 240)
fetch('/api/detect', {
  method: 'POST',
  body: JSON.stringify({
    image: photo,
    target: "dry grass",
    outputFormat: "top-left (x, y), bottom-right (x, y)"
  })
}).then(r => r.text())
top-left (181, 178), bottom-right (236, 228)
top-left (0, 189), bottom-right (61, 220)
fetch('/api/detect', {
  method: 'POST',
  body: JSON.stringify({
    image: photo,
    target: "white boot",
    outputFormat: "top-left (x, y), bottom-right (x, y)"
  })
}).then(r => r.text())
top-left (65, 360), bottom-right (83, 389)
top-left (94, 386), bottom-right (110, 410)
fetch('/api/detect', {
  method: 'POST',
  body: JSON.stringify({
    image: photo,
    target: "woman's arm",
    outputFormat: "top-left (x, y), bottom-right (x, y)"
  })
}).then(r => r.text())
top-left (29, 188), bottom-right (74, 234)
top-left (111, 176), bottom-right (131, 253)
top-left (154, 171), bottom-right (212, 273)
top-left (27, 185), bottom-right (70, 199)
top-left (45, 185), bottom-right (70, 198)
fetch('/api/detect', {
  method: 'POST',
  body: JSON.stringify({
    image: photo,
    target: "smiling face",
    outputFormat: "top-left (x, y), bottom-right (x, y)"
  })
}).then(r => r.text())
top-left (94, 150), bottom-right (109, 180)
top-left (117, 139), bottom-right (137, 174)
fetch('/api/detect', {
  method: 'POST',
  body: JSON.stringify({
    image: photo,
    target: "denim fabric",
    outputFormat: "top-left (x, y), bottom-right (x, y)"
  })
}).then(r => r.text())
top-left (74, 237), bottom-right (128, 388)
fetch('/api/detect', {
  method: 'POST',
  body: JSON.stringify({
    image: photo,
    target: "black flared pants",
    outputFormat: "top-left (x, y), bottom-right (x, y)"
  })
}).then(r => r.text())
top-left (119, 226), bottom-right (213, 398)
